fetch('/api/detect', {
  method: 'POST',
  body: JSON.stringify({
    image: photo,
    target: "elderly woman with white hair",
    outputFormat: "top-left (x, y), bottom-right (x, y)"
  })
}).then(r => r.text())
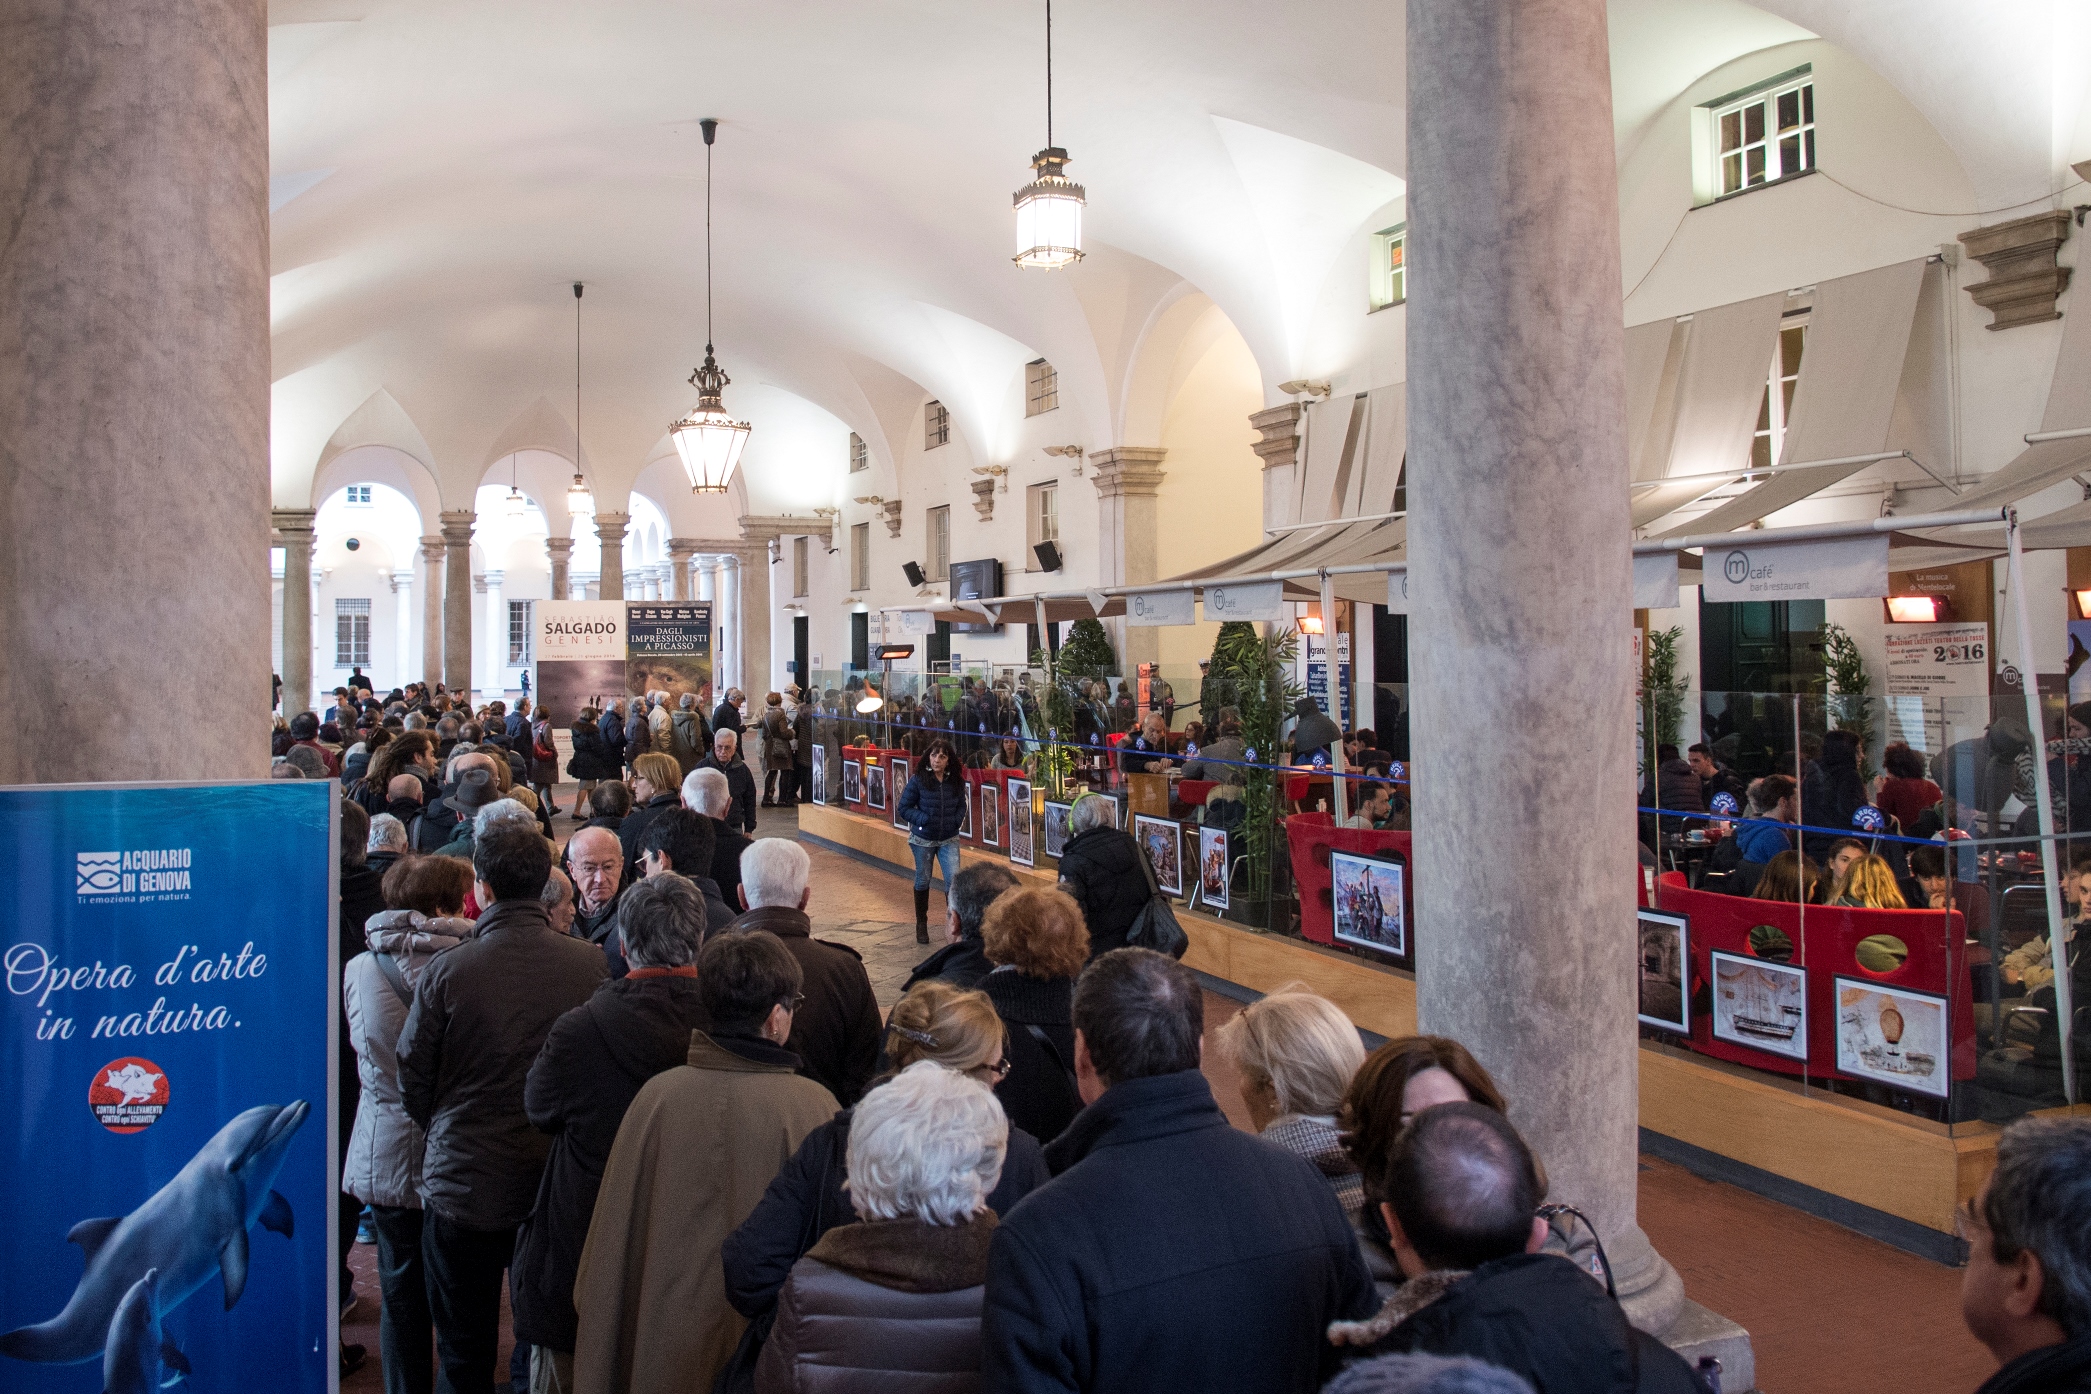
top-left (1214, 987), bottom-right (1369, 1216)
top-left (754, 1060), bottom-right (1010, 1394)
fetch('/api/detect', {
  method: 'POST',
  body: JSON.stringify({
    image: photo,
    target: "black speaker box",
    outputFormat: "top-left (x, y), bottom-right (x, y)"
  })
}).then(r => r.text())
top-left (902, 561), bottom-right (926, 587)
top-left (1034, 540), bottom-right (1063, 573)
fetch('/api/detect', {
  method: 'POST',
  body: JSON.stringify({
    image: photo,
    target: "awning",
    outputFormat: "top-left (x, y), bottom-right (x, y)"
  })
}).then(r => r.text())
top-left (1917, 288), bottom-right (2091, 513)
top-left (1630, 291), bottom-right (1784, 527)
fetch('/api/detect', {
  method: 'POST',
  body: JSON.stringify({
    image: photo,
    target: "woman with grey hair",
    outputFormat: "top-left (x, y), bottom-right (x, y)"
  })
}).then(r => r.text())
top-left (1054, 793), bottom-right (1149, 959)
top-left (754, 1061), bottom-right (1008, 1393)
top-left (1214, 988), bottom-right (1368, 1217)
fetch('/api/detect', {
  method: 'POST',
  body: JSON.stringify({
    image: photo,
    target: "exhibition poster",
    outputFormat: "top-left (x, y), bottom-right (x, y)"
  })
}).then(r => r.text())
top-left (0, 782), bottom-right (335, 1394)
top-left (625, 602), bottom-right (714, 707)
top-left (535, 601), bottom-right (628, 726)
top-left (1303, 632), bottom-right (1352, 731)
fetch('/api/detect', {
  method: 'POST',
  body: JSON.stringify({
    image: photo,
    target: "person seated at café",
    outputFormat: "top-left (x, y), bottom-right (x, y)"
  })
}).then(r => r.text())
top-left (1183, 716), bottom-right (1247, 784)
top-left (1734, 774), bottom-right (1798, 867)
top-left (1750, 850), bottom-right (1825, 905)
top-left (1875, 741), bottom-right (1943, 834)
top-left (1120, 710), bottom-right (1177, 776)
top-left (988, 733), bottom-right (1029, 773)
top-left (1824, 837), bottom-right (1867, 894)
top-left (1991, 854), bottom-right (2091, 1007)
top-left (1688, 742), bottom-right (1747, 811)
top-left (1830, 852), bottom-right (1907, 910)
top-left (1291, 697), bottom-right (1342, 765)
top-left (1344, 781), bottom-right (1395, 831)
top-left (1908, 843), bottom-right (1993, 942)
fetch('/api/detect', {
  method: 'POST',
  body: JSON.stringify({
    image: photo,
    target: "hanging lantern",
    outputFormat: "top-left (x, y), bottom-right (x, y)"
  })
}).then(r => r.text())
top-left (566, 473), bottom-right (593, 517)
top-left (1014, 147), bottom-right (1085, 270)
top-left (669, 346), bottom-right (752, 493)
top-left (505, 486), bottom-right (528, 521)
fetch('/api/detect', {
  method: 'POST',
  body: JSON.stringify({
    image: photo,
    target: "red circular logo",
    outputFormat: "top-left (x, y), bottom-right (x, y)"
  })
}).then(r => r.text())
top-left (89, 1057), bottom-right (169, 1134)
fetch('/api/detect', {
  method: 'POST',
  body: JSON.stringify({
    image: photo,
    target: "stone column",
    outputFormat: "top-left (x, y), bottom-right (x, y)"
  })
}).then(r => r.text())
top-left (594, 512), bottom-right (629, 599)
top-left (1250, 403), bottom-right (1303, 530)
top-left (738, 546), bottom-right (772, 697)
top-left (1088, 447), bottom-right (1168, 670)
top-left (546, 536), bottom-right (573, 602)
top-left (483, 570), bottom-right (506, 697)
top-left (0, 0), bottom-right (270, 783)
top-left (718, 556), bottom-right (741, 692)
top-left (697, 558), bottom-right (718, 603)
top-left (440, 510), bottom-right (475, 697)
top-left (391, 568), bottom-right (414, 690)
top-left (668, 540), bottom-right (699, 601)
top-left (420, 535), bottom-right (446, 688)
top-left (1408, 0), bottom-right (1682, 1335)
top-left (273, 510), bottom-right (317, 718)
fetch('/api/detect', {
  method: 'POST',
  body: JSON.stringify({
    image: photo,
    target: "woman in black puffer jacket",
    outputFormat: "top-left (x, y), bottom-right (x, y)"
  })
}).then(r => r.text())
top-left (566, 707), bottom-right (619, 803)
top-left (896, 738), bottom-right (968, 944)
top-left (1800, 728), bottom-right (1868, 861)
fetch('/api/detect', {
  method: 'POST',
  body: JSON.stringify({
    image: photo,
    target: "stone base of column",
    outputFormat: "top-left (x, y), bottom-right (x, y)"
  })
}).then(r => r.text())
top-left (1608, 1225), bottom-right (1755, 1391)
top-left (1660, 1301), bottom-right (1755, 1394)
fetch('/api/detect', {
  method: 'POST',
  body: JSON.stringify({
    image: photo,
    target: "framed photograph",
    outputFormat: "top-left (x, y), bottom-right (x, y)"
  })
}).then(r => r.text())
top-left (1834, 977), bottom-right (1948, 1098)
top-left (958, 781), bottom-right (974, 839)
top-left (1196, 826), bottom-right (1229, 911)
top-left (1636, 909), bottom-right (1689, 1034)
top-left (1133, 815), bottom-right (1183, 897)
top-left (810, 756), bottom-right (827, 807)
top-left (1330, 849), bottom-right (1406, 957)
top-left (979, 782), bottom-right (1001, 847)
top-left (1710, 951), bottom-right (1808, 1061)
top-left (842, 759), bottom-right (862, 806)
top-left (866, 761), bottom-right (888, 812)
top-left (889, 758), bottom-right (911, 829)
top-left (1043, 800), bottom-right (1073, 859)
top-left (1007, 779), bottom-right (1035, 867)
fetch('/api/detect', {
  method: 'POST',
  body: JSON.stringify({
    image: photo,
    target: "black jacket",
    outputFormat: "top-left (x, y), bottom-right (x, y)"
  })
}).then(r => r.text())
top-left (582, 873), bottom-right (734, 979)
top-left (1654, 758), bottom-right (1705, 815)
top-left (616, 791), bottom-right (682, 886)
top-left (983, 968), bottom-right (1083, 1144)
top-left (714, 699), bottom-right (746, 741)
top-left (338, 861), bottom-right (389, 1133)
top-left (983, 1070), bottom-right (1377, 1393)
top-left (708, 819), bottom-right (751, 915)
top-left (598, 708), bottom-right (627, 767)
top-left (1353, 1252), bottom-right (1702, 1394)
top-left (510, 974), bottom-right (709, 1353)
top-left (1977, 1336), bottom-right (2091, 1394)
top-left (566, 720), bottom-right (619, 781)
top-left (1800, 760), bottom-right (1869, 859)
top-left (1056, 825), bottom-right (1150, 958)
top-left (697, 752), bottom-right (759, 834)
top-left (721, 1104), bottom-right (1050, 1322)
top-left (729, 905), bottom-right (884, 1106)
top-left (902, 938), bottom-right (994, 993)
top-left (394, 898), bottom-right (608, 1230)
top-left (897, 771), bottom-right (967, 842)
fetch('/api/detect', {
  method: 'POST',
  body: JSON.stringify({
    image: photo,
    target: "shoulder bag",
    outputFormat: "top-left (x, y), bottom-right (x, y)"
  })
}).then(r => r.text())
top-left (1126, 838), bottom-right (1190, 959)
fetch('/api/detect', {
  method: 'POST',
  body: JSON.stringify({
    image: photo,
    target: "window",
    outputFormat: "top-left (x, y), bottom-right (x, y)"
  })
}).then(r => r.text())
top-left (334, 598), bottom-right (371, 667)
top-left (1025, 359), bottom-right (1058, 415)
top-left (1370, 224), bottom-right (1406, 310)
top-left (508, 600), bottom-right (532, 663)
top-left (851, 522), bottom-right (870, 591)
top-left (1749, 321), bottom-right (1807, 472)
top-left (793, 536), bottom-right (809, 597)
top-left (928, 505), bottom-right (951, 582)
top-left (1027, 481), bottom-right (1059, 553)
top-left (344, 484), bottom-right (373, 505)
top-left (1698, 67), bottom-right (1814, 202)
top-left (849, 432), bottom-right (869, 472)
top-left (925, 400), bottom-right (950, 450)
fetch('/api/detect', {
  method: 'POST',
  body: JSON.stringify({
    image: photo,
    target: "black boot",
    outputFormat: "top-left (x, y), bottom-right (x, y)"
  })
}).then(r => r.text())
top-left (914, 886), bottom-right (931, 944)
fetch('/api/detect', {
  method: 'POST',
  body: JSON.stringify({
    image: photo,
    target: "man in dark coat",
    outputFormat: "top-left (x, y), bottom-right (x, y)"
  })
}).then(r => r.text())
top-left (336, 800), bottom-right (389, 1314)
top-left (727, 838), bottom-right (882, 1107)
top-left (1326, 1102), bottom-right (1700, 1394)
top-left (1054, 794), bottom-right (1149, 959)
top-left (983, 949), bottom-right (1377, 1393)
top-left (1958, 1117), bottom-right (2091, 1394)
top-left (696, 728), bottom-right (760, 834)
top-left (395, 825), bottom-right (606, 1394)
top-left (904, 861), bottom-right (1020, 992)
top-left (637, 810), bottom-right (738, 943)
top-left (412, 753), bottom-right (500, 853)
top-left (510, 874), bottom-right (712, 1393)
top-left (683, 766), bottom-right (751, 913)
top-left (624, 693), bottom-right (654, 773)
top-left (713, 686), bottom-right (746, 746)
top-left (566, 826), bottom-right (630, 975)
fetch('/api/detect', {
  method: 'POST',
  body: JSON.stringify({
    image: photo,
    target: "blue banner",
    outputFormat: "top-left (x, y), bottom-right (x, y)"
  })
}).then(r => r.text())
top-left (0, 783), bottom-right (335, 1394)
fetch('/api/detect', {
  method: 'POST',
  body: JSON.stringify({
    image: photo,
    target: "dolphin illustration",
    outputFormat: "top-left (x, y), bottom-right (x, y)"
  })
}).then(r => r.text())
top-left (0, 1101), bottom-right (308, 1366)
top-left (102, 1270), bottom-right (191, 1394)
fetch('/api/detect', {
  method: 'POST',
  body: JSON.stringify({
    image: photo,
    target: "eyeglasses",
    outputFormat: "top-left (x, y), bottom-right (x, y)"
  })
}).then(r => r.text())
top-left (782, 994), bottom-right (806, 1011)
top-left (983, 1056), bottom-right (1013, 1080)
top-left (1954, 1197), bottom-right (1985, 1243)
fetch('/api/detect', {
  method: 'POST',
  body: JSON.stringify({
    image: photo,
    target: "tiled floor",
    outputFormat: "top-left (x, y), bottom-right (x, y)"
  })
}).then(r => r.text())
top-left (340, 801), bottom-right (2004, 1394)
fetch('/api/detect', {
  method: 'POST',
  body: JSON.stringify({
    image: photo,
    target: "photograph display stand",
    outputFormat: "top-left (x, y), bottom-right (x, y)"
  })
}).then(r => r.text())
top-left (889, 757), bottom-right (911, 830)
top-left (810, 755), bottom-right (827, 806)
top-left (1637, 909), bottom-right (1690, 1034)
top-left (842, 759), bottom-right (863, 807)
top-left (1007, 779), bottom-right (1035, 867)
top-left (1042, 800), bottom-right (1072, 860)
top-left (1835, 977), bottom-right (1949, 1098)
top-left (1134, 814), bottom-right (1183, 897)
top-left (1196, 826), bottom-right (1229, 911)
top-left (979, 780), bottom-right (1000, 848)
top-left (1330, 848), bottom-right (1406, 957)
top-left (1710, 950), bottom-right (1809, 1062)
top-left (866, 759), bottom-right (889, 812)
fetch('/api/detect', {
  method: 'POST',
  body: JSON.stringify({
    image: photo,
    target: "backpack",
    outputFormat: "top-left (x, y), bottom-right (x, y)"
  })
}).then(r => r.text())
top-left (1126, 839), bottom-right (1189, 959)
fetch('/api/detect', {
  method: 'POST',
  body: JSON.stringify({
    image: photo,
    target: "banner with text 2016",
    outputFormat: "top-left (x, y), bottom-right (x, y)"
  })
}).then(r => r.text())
top-left (0, 782), bottom-right (334, 1394)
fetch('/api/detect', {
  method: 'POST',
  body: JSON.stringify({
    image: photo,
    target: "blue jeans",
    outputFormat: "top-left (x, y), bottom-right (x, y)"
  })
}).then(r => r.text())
top-left (911, 838), bottom-right (960, 891)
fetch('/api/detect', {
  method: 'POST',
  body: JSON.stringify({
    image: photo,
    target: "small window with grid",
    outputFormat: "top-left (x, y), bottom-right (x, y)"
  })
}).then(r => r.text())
top-left (851, 522), bottom-right (871, 591)
top-left (1749, 322), bottom-right (1807, 473)
top-left (345, 485), bottom-right (373, 505)
top-left (925, 401), bottom-right (950, 450)
top-left (1370, 225), bottom-right (1406, 310)
top-left (849, 432), bottom-right (869, 472)
top-left (335, 599), bottom-right (371, 667)
top-left (928, 505), bottom-right (950, 582)
top-left (1025, 360), bottom-right (1058, 416)
top-left (1709, 71), bottom-right (1813, 198)
top-left (508, 600), bottom-right (533, 663)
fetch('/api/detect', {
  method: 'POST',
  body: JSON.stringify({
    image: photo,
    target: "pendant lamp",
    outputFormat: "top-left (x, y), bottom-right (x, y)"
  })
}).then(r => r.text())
top-left (504, 452), bottom-right (528, 521)
top-left (1013, 0), bottom-right (1084, 270)
top-left (567, 281), bottom-right (593, 517)
top-left (670, 118), bottom-right (752, 494)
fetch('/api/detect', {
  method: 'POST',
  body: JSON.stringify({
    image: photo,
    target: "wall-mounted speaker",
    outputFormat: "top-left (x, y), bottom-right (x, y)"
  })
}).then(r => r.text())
top-left (902, 561), bottom-right (926, 587)
top-left (1034, 540), bottom-right (1063, 573)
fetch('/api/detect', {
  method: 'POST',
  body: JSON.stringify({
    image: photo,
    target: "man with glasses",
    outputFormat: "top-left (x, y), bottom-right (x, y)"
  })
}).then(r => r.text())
top-left (1958, 1117), bottom-right (2091, 1393)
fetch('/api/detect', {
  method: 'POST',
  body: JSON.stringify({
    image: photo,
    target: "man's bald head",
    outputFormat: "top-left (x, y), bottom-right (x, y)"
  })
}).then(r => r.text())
top-left (386, 774), bottom-right (424, 804)
top-left (567, 826), bottom-right (624, 911)
top-left (450, 750), bottom-right (497, 782)
top-left (1384, 1102), bottom-right (1542, 1273)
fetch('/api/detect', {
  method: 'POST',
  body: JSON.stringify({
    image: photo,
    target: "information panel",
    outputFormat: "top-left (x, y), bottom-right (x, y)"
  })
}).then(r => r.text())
top-left (0, 782), bottom-right (335, 1394)
top-left (626, 602), bottom-right (714, 706)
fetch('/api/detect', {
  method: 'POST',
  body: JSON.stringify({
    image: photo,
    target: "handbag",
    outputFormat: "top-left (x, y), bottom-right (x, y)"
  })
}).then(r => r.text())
top-left (1126, 838), bottom-right (1190, 959)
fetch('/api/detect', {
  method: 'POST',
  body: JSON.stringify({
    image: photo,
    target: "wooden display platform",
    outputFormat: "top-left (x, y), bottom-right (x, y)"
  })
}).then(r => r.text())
top-left (798, 801), bottom-right (1997, 1237)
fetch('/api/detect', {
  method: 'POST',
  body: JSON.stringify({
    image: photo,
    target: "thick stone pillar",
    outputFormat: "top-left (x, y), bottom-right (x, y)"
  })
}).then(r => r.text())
top-left (546, 536), bottom-right (573, 602)
top-left (1408, 0), bottom-right (1681, 1334)
top-left (391, 568), bottom-right (414, 690)
top-left (738, 547), bottom-right (772, 697)
top-left (483, 570), bottom-right (506, 696)
top-left (1088, 447), bottom-right (1168, 671)
top-left (718, 556), bottom-right (741, 692)
top-left (594, 512), bottom-right (629, 599)
top-left (420, 535), bottom-right (446, 688)
top-left (697, 558), bottom-right (718, 603)
top-left (0, 0), bottom-right (270, 782)
top-left (440, 511), bottom-right (475, 696)
top-left (668, 540), bottom-right (699, 601)
top-left (273, 510), bottom-right (317, 718)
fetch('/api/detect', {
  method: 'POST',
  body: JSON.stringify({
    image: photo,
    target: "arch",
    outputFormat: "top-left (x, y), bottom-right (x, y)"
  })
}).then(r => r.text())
top-left (1118, 286), bottom-right (1231, 448)
top-left (311, 444), bottom-right (441, 533)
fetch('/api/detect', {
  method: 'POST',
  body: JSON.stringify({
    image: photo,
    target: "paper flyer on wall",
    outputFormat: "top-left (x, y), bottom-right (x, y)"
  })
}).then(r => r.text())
top-left (0, 782), bottom-right (335, 1394)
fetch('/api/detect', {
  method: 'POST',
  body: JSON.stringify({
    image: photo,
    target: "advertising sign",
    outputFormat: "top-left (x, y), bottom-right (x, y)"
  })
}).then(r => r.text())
top-left (0, 782), bottom-right (335, 1394)
top-left (1633, 552), bottom-right (1680, 610)
top-left (1203, 581), bottom-right (1285, 623)
top-left (1385, 569), bottom-right (1409, 616)
top-left (626, 602), bottom-right (714, 707)
top-left (535, 600), bottom-right (627, 726)
top-left (1126, 591), bottom-right (1194, 626)
top-left (1884, 622), bottom-right (1990, 699)
top-left (1304, 632), bottom-right (1352, 730)
top-left (1698, 535), bottom-right (1889, 604)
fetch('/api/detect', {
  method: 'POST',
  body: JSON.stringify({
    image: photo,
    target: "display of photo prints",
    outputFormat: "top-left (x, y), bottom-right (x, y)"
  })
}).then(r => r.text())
top-left (1709, 951), bottom-right (1808, 1061)
top-left (1007, 779), bottom-right (1035, 867)
top-left (1134, 815), bottom-right (1182, 897)
top-left (1835, 977), bottom-right (1949, 1098)
top-left (1330, 849), bottom-right (1406, 957)
top-left (1197, 826), bottom-right (1229, 911)
top-left (1636, 909), bottom-right (1689, 1034)
top-left (810, 757), bottom-right (827, 806)
top-left (958, 781), bottom-right (973, 839)
top-left (1043, 800), bottom-right (1072, 859)
top-left (979, 783), bottom-right (1000, 847)
top-left (842, 760), bottom-right (862, 805)
top-left (866, 762), bottom-right (888, 811)
top-left (889, 758), bottom-right (911, 830)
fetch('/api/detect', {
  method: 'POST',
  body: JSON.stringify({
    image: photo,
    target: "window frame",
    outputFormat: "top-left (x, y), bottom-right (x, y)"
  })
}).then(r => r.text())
top-left (850, 522), bottom-right (870, 592)
top-left (1369, 223), bottom-right (1407, 311)
top-left (1693, 65), bottom-right (1815, 206)
top-left (848, 432), bottom-right (869, 473)
top-left (793, 536), bottom-right (809, 598)
top-left (1747, 317), bottom-right (1808, 475)
top-left (924, 400), bottom-right (950, 450)
top-left (344, 484), bottom-right (373, 505)
top-left (928, 504), bottom-right (951, 583)
top-left (335, 598), bottom-right (371, 668)
top-left (1026, 480), bottom-right (1060, 555)
top-left (508, 600), bottom-right (532, 664)
top-left (1025, 359), bottom-right (1059, 416)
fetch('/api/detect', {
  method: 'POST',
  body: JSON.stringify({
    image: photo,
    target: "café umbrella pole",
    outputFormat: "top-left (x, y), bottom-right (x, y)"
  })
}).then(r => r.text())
top-left (2007, 508), bottom-right (2075, 1103)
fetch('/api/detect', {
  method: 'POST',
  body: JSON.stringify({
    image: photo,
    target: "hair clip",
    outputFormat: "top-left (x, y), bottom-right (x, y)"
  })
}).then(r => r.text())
top-left (892, 1025), bottom-right (939, 1048)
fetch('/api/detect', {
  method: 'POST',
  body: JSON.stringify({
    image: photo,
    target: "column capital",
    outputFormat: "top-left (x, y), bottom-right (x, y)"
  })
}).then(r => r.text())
top-left (473, 574), bottom-right (488, 594)
top-left (438, 509), bottom-right (476, 545)
top-left (484, 569), bottom-right (505, 585)
top-left (544, 536), bottom-right (574, 558)
top-left (879, 499), bottom-right (904, 538)
top-left (389, 568), bottom-right (412, 591)
top-left (593, 511), bottom-right (631, 542)
top-left (1248, 403), bottom-right (1303, 472)
top-left (271, 507), bottom-right (317, 546)
top-left (970, 477), bottom-right (997, 520)
top-left (420, 533), bottom-right (448, 564)
top-left (738, 514), bottom-right (834, 543)
top-left (1087, 446), bottom-right (1168, 499)
top-left (666, 536), bottom-right (701, 560)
